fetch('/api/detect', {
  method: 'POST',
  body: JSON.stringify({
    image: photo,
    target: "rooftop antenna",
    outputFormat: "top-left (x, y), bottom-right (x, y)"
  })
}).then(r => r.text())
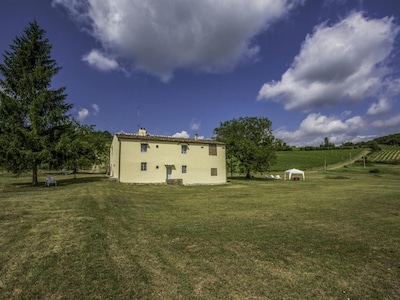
top-left (137, 105), bottom-right (141, 131)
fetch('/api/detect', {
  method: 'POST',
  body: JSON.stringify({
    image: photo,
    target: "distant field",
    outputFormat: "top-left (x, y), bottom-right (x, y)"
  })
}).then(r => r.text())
top-left (1, 167), bottom-right (399, 299)
top-left (368, 145), bottom-right (400, 163)
top-left (270, 148), bottom-right (365, 171)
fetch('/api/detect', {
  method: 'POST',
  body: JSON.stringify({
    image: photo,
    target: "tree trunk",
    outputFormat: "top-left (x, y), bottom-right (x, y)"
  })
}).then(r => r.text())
top-left (246, 170), bottom-right (251, 179)
top-left (32, 164), bottom-right (38, 186)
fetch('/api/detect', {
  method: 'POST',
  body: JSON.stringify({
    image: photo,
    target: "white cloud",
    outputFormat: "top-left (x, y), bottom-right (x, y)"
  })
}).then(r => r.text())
top-left (172, 131), bottom-right (190, 138)
top-left (384, 78), bottom-right (400, 97)
top-left (371, 113), bottom-right (400, 128)
top-left (341, 110), bottom-right (352, 117)
top-left (275, 113), bottom-right (365, 146)
top-left (258, 12), bottom-right (399, 111)
top-left (77, 108), bottom-right (89, 121)
top-left (76, 105), bottom-right (100, 121)
top-left (367, 98), bottom-right (391, 116)
top-left (190, 119), bottom-right (201, 131)
top-left (82, 49), bottom-right (119, 71)
top-left (53, 0), bottom-right (303, 81)
top-left (92, 104), bottom-right (100, 115)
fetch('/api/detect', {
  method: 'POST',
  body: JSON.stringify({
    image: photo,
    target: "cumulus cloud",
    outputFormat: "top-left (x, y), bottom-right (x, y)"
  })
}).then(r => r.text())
top-left (367, 98), bottom-right (391, 116)
top-left (190, 119), bottom-right (201, 131)
top-left (172, 131), bottom-right (190, 138)
top-left (77, 108), bottom-right (89, 121)
top-left (76, 104), bottom-right (100, 121)
top-left (341, 110), bottom-right (352, 117)
top-left (82, 49), bottom-right (119, 71)
top-left (92, 104), bottom-right (100, 115)
top-left (53, 0), bottom-right (302, 81)
top-left (275, 113), bottom-right (365, 146)
top-left (371, 113), bottom-right (400, 128)
top-left (258, 12), bottom-right (399, 110)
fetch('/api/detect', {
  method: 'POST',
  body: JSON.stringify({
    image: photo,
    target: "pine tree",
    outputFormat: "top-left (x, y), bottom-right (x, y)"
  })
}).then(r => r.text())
top-left (0, 21), bottom-right (72, 185)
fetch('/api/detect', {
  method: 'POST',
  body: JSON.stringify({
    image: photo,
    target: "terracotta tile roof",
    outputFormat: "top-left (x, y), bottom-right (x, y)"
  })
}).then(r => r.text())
top-left (115, 133), bottom-right (225, 145)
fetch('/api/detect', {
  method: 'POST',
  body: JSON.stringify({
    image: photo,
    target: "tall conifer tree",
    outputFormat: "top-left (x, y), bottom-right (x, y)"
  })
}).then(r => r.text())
top-left (0, 21), bottom-right (72, 185)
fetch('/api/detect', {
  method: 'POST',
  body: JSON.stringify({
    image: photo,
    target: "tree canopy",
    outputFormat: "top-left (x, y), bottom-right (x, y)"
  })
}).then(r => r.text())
top-left (55, 123), bottom-right (112, 174)
top-left (0, 21), bottom-right (72, 185)
top-left (214, 116), bottom-right (277, 178)
top-left (372, 133), bottom-right (400, 146)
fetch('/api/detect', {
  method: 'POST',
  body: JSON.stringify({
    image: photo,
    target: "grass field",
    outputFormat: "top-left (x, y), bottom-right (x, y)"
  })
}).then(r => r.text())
top-left (1, 167), bottom-right (400, 299)
top-left (270, 148), bottom-right (366, 171)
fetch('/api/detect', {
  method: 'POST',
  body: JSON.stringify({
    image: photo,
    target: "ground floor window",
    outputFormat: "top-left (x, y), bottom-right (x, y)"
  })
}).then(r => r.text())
top-left (141, 162), bottom-right (147, 171)
top-left (211, 168), bottom-right (217, 176)
top-left (182, 165), bottom-right (187, 173)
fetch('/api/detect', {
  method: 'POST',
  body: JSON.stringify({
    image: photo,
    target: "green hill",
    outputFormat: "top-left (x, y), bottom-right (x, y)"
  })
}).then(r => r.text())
top-left (270, 133), bottom-right (400, 171)
top-left (372, 133), bottom-right (400, 146)
top-left (270, 148), bottom-right (365, 171)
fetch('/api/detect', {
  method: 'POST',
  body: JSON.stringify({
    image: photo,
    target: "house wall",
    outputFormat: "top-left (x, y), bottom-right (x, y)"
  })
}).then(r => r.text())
top-left (109, 135), bottom-right (121, 180)
top-left (109, 136), bottom-right (226, 185)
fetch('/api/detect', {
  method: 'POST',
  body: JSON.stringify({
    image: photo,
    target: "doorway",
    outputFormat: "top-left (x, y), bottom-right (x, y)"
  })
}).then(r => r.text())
top-left (166, 166), bottom-right (172, 180)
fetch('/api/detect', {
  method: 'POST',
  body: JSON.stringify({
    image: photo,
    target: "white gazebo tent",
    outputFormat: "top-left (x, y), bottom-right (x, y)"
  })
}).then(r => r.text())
top-left (284, 168), bottom-right (305, 181)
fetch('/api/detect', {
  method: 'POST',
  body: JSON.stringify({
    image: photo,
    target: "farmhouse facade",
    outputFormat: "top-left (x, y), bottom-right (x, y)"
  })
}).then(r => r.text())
top-left (109, 128), bottom-right (226, 185)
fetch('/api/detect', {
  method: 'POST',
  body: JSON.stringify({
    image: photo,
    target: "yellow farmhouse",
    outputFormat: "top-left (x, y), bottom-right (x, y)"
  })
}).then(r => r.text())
top-left (109, 128), bottom-right (227, 185)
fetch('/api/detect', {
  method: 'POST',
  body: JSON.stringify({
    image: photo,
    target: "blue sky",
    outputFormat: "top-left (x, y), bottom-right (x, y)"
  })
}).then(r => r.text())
top-left (1, 0), bottom-right (399, 146)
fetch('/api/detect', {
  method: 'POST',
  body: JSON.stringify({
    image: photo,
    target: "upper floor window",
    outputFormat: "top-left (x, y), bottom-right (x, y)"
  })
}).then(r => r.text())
top-left (209, 143), bottom-right (217, 155)
top-left (181, 145), bottom-right (188, 154)
top-left (141, 143), bottom-right (148, 152)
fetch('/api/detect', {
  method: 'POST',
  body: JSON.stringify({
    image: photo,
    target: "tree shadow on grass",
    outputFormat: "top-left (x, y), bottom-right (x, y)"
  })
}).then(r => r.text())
top-left (4, 173), bottom-right (107, 191)
top-left (228, 176), bottom-right (280, 182)
top-left (50, 175), bottom-right (107, 187)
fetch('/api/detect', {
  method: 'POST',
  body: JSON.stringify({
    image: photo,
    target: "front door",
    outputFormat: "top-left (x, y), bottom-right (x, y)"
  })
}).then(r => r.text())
top-left (166, 167), bottom-right (172, 180)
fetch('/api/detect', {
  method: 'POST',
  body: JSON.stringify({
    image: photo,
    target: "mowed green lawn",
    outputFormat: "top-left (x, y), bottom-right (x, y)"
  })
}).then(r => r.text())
top-left (1, 167), bottom-right (399, 299)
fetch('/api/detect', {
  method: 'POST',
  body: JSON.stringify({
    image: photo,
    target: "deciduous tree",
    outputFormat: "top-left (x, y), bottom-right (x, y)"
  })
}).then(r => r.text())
top-left (54, 122), bottom-right (112, 175)
top-left (214, 116), bottom-right (277, 178)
